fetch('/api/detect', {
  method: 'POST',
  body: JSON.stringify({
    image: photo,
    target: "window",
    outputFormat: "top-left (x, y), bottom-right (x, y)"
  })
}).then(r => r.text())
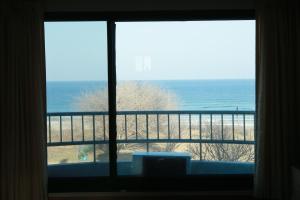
top-left (45, 12), bottom-right (255, 191)
top-left (45, 21), bottom-right (109, 177)
top-left (115, 21), bottom-right (255, 176)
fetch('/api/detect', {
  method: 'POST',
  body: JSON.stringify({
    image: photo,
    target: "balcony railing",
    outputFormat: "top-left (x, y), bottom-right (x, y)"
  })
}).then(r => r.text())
top-left (47, 110), bottom-right (255, 164)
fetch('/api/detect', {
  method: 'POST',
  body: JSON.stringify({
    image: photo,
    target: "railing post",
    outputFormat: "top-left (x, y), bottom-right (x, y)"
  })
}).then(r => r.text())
top-left (210, 114), bottom-right (213, 140)
top-left (232, 114), bottom-right (235, 140)
top-left (178, 114), bottom-right (181, 139)
top-left (254, 112), bottom-right (257, 164)
top-left (146, 114), bottom-right (149, 152)
top-left (157, 114), bottom-right (159, 139)
top-left (93, 115), bottom-right (96, 163)
top-left (125, 114), bottom-right (127, 140)
top-left (167, 114), bottom-right (170, 139)
top-left (48, 116), bottom-right (51, 143)
top-left (71, 116), bottom-right (74, 142)
top-left (135, 114), bottom-right (138, 140)
top-left (103, 115), bottom-right (106, 141)
top-left (199, 114), bottom-right (202, 139)
top-left (199, 114), bottom-right (202, 160)
top-left (82, 115), bottom-right (85, 141)
top-left (60, 116), bottom-right (62, 142)
top-left (243, 114), bottom-right (246, 141)
top-left (189, 114), bottom-right (192, 140)
top-left (221, 114), bottom-right (224, 141)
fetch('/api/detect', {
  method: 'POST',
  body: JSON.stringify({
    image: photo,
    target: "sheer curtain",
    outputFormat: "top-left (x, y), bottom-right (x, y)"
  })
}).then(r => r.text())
top-left (255, 0), bottom-right (300, 199)
top-left (0, 0), bottom-right (47, 199)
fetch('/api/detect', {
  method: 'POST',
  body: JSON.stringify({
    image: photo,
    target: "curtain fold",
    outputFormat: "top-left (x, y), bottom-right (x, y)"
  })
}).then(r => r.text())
top-left (255, 0), bottom-right (300, 199)
top-left (0, 0), bottom-right (47, 199)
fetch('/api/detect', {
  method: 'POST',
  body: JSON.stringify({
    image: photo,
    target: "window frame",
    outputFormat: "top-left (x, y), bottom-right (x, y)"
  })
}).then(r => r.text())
top-left (45, 9), bottom-right (256, 193)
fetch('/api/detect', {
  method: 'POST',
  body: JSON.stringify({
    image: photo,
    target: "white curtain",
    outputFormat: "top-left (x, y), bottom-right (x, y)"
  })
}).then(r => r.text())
top-left (255, 0), bottom-right (300, 199)
top-left (0, 0), bottom-right (48, 199)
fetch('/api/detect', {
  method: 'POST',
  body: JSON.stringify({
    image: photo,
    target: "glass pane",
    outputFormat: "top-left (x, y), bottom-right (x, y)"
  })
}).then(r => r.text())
top-left (116, 21), bottom-right (255, 176)
top-left (45, 22), bottom-right (109, 177)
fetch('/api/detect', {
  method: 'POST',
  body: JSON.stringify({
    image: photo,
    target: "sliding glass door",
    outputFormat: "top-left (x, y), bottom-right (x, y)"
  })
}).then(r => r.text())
top-left (45, 19), bottom-right (255, 178)
top-left (45, 21), bottom-right (109, 176)
top-left (115, 21), bottom-right (255, 176)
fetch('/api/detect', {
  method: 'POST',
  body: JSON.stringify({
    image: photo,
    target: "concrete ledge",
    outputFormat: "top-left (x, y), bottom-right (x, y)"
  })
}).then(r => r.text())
top-left (48, 161), bottom-right (254, 177)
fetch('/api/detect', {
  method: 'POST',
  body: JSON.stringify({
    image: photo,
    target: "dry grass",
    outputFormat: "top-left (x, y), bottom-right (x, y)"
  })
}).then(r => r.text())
top-left (47, 121), bottom-right (254, 164)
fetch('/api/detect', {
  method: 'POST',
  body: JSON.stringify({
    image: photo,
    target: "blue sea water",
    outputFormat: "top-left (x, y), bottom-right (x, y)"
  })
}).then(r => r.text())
top-left (46, 80), bottom-right (255, 112)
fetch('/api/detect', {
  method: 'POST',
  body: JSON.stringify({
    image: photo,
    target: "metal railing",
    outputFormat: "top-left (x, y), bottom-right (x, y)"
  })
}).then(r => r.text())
top-left (47, 110), bottom-right (255, 162)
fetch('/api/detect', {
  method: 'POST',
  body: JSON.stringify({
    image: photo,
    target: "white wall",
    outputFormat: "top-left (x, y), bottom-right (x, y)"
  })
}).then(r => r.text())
top-left (46, 0), bottom-right (254, 12)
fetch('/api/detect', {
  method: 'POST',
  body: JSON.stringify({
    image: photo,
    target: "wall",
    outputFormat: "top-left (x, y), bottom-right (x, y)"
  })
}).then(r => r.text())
top-left (46, 0), bottom-right (254, 12)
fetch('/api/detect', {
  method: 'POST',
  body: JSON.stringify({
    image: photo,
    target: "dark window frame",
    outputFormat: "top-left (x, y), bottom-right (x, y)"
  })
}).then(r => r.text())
top-left (45, 9), bottom-right (256, 193)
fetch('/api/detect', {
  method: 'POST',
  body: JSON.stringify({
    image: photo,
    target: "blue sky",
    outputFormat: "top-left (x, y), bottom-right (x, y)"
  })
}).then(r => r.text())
top-left (45, 20), bottom-right (255, 81)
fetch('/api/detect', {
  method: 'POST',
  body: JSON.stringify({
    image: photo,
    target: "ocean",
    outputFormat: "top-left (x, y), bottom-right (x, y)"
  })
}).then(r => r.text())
top-left (46, 80), bottom-right (255, 112)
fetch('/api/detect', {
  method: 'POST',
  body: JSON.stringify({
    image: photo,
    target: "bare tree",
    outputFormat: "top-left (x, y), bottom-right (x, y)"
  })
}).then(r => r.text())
top-left (75, 81), bottom-right (178, 111)
top-left (187, 123), bottom-right (254, 162)
top-left (74, 81), bottom-right (180, 160)
top-left (74, 81), bottom-right (254, 162)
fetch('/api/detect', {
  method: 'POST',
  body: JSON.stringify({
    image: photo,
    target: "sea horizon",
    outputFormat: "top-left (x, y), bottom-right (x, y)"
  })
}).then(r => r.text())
top-left (47, 79), bottom-right (255, 112)
top-left (47, 78), bottom-right (255, 82)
